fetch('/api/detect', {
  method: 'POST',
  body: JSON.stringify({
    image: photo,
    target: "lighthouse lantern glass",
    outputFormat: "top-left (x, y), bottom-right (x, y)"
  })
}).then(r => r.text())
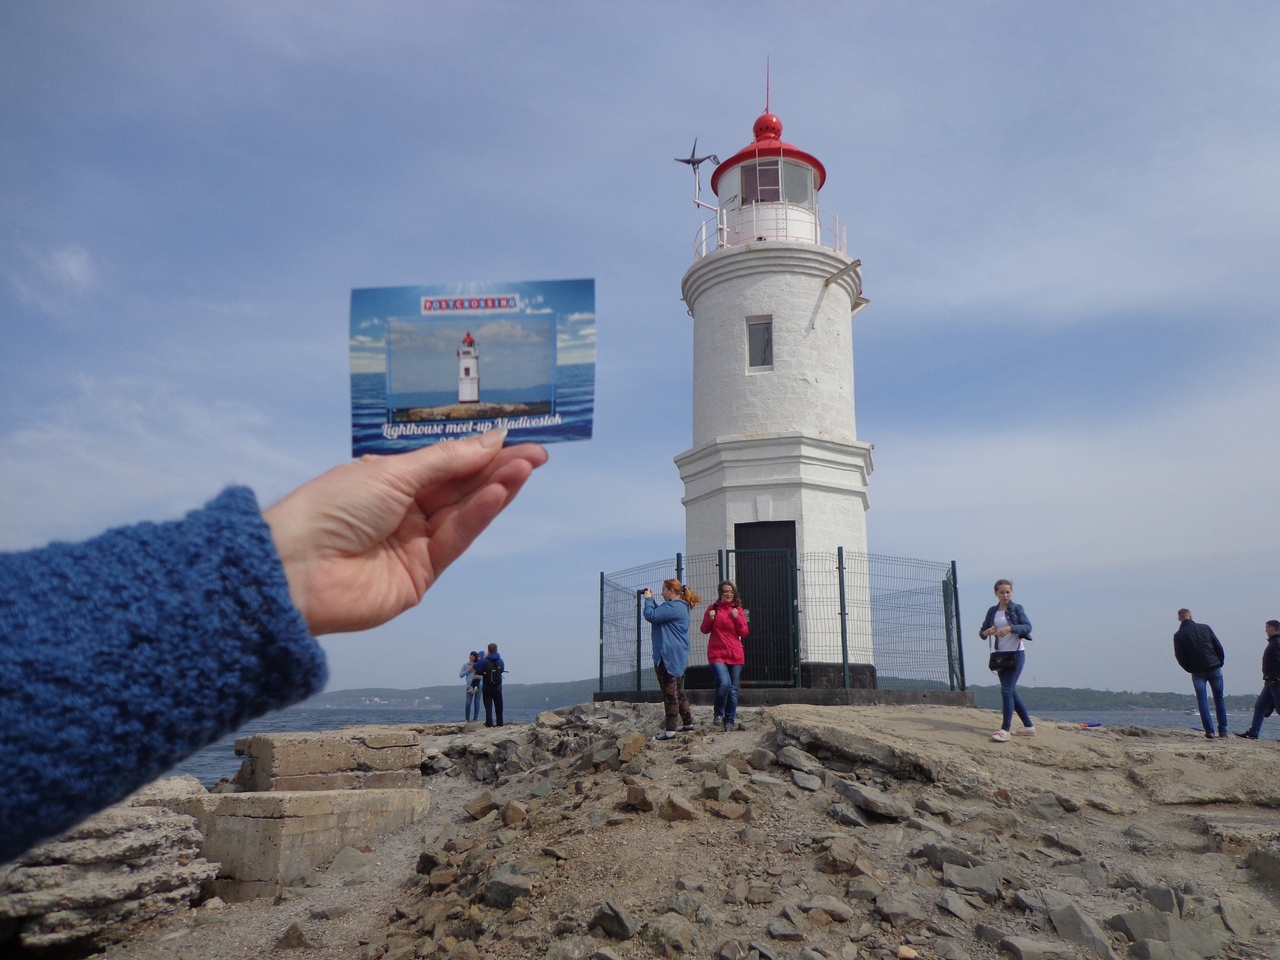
top-left (737, 158), bottom-right (816, 209)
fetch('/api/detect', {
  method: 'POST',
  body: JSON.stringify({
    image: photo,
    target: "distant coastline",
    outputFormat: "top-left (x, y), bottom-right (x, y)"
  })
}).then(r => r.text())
top-left (305, 678), bottom-right (1257, 715)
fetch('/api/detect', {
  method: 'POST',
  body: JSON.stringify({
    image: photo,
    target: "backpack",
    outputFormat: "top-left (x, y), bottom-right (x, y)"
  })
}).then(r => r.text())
top-left (482, 656), bottom-right (503, 688)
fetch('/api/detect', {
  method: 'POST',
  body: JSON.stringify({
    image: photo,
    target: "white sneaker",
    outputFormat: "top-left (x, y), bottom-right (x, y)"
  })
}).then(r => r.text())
top-left (1014, 726), bottom-right (1036, 737)
top-left (653, 731), bottom-right (677, 741)
top-left (991, 730), bottom-right (1011, 742)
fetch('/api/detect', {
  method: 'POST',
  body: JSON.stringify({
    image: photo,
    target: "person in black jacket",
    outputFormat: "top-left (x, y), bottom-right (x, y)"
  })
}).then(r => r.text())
top-left (1173, 608), bottom-right (1229, 739)
top-left (1236, 620), bottom-right (1280, 740)
top-left (477, 642), bottom-right (506, 727)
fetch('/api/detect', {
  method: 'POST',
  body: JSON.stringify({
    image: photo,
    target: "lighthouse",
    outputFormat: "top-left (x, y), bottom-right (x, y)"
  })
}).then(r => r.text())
top-left (675, 106), bottom-right (874, 683)
top-left (457, 331), bottom-right (479, 404)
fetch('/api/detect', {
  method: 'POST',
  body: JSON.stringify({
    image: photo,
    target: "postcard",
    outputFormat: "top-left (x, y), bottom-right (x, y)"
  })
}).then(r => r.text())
top-left (350, 278), bottom-right (595, 455)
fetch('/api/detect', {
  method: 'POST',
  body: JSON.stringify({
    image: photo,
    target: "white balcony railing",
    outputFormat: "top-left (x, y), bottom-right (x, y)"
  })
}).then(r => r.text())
top-left (693, 202), bottom-right (847, 259)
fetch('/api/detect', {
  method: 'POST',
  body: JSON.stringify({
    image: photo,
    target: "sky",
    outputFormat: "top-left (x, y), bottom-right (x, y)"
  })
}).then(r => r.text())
top-left (3, 2), bottom-right (1279, 696)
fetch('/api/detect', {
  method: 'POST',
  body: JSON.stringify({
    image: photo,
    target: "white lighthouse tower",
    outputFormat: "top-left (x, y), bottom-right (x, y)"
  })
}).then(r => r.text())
top-left (675, 106), bottom-right (874, 682)
top-left (457, 331), bottom-right (479, 404)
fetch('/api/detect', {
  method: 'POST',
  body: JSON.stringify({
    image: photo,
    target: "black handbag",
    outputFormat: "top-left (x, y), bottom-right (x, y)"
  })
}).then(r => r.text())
top-left (988, 650), bottom-right (1017, 672)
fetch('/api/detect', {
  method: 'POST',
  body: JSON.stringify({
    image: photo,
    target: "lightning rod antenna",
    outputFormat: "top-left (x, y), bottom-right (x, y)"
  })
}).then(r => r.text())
top-left (766, 56), bottom-right (771, 113)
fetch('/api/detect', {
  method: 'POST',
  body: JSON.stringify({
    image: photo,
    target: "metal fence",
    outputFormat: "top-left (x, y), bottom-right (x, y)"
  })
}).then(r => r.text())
top-left (599, 550), bottom-right (964, 693)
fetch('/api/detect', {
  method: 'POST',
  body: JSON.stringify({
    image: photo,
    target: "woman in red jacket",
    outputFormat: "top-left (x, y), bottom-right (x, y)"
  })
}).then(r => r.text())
top-left (701, 580), bottom-right (749, 731)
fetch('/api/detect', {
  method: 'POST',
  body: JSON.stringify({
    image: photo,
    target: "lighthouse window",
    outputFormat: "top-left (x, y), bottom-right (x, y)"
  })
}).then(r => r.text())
top-left (747, 316), bottom-right (773, 369)
top-left (741, 159), bottom-right (781, 204)
top-left (783, 160), bottom-right (815, 208)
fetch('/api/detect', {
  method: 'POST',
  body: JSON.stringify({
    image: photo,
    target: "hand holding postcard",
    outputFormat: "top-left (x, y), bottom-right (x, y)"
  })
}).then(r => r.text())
top-left (350, 278), bottom-right (595, 455)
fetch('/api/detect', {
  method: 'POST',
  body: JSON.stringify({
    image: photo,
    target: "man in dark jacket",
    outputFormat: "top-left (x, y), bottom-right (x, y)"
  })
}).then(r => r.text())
top-left (1235, 620), bottom-right (1280, 740)
top-left (1173, 609), bottom-right (1229, 739)
top-left (477, 642), bottom-right (505, 728)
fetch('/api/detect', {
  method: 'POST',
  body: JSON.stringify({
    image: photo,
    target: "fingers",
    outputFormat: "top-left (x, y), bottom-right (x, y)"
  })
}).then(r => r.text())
top-left (414, 441), bottom-right (547, 516)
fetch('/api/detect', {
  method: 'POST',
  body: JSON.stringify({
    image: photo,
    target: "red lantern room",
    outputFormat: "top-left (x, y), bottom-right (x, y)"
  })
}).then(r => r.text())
top-left (703, 110), bottom-right (840, 252)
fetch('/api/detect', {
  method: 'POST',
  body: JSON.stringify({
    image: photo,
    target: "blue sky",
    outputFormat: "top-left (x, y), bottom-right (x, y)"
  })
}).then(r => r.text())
top-left (3, 3), bottom-right (1279, 696)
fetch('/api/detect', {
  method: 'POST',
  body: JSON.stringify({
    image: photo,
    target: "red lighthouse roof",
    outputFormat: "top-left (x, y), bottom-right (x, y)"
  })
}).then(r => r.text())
top-left (462, 331), bottom-right (475, 346)
top-left (710, 110), bottom-right (826, 195)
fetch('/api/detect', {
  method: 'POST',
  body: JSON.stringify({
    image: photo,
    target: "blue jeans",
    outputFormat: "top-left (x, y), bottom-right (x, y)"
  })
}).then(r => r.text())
top-left (1245, 682), bottom-right (1280, 737)
top-left (997, 650), bottom-right (1032, 732)
top-left (1191, 668), bottom-right (1227, 736)
top-left (711, 662), bottom-right (743, 724)
top-left (465, 687), bottom-right (480, 722)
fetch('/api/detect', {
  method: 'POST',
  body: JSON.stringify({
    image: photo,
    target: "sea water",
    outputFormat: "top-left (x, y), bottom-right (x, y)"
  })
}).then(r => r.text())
top-left (350, 362), bottom-right (594, 456)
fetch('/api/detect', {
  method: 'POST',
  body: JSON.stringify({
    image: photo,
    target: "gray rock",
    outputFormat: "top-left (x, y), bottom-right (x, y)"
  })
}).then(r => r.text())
top-left (766, 918), bottom-right (805, 940)
top-left (934, 938), bottom-right (972, 960)
top-left (747, 748), bottom-right (777, 770)
top-left (1049, 903), bottom-right (1122, 960)
top-left (941, 862), bottom-right (1003, 903)
top-left (1124, 823), bottom-right (1162, 852)
top-left (485, 870), bottom-right (534, 908)
top-left (833, 780), bottom-right (914, 820)
top-left (589, 902), bottom-right (638, 940)
top-left (906, 816), bottom-right (952, 840)
top-left (717, 941), bottom-right (750, 960)
top-left (792, 770), bottom-right (823, 792)
top-left (666, 892), bottom-right (701, 919)
top-left (1143, 885), bottom-right (1180, 915)
top-left (416, 846), bottom-right (448, 875)
top-left (827, 803), bottom-right (869, 827)
top-left (544, 935), bottom-right (601, 960)
top-left (1050, 859), bottom-right (1106, 886)
top-left (1217, 895), bottom-right (1253, 935)
top-left (915, 794), bottom-right (953, 817)
top-left (799, 894), bottom-right (855, 922)
top-left (659, 792), bottom-right (699, 821)
top-left (845, 875), bottom-right (884, 901)
top-left (1012, 889), bottom-right (1075, 914)
top-left (1026, 794), bottom-right (1065, 821)
top-left (644, 913), bottom-right (699, 954)
top-left (936, 891), bottom-right (977, 922)
top-left (1106, 911), bottom-right (1172, 943)
top-left (998, 936), bottom-right (1078, 960)
top-left (874, 891), bottom-right (927, 925)
top-left (909, 841), bottom-right (982, 870)
top-left (776, 745), bottom-right (824, 775)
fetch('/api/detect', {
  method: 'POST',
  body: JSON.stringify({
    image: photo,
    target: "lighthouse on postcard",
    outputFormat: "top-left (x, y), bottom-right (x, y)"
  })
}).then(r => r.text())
top-left (675, 104), bottom-right (874, 684)
top-left (457, 331), bottom-right (479, 404)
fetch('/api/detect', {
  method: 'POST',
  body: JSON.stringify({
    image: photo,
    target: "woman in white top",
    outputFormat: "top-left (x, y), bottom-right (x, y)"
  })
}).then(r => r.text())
top-left (979, 579), bottom-right (1035, 742)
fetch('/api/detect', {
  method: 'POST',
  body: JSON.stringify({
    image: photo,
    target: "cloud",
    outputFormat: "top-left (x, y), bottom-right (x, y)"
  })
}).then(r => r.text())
top-left (3, 242), bottom-right (104, 320)
top-left (0, 375), bottom-right (311, 550)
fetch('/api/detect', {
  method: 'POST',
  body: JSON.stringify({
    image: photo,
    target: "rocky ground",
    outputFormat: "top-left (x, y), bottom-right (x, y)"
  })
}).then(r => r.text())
top-left (63, 704), bottom-right (1280, 959)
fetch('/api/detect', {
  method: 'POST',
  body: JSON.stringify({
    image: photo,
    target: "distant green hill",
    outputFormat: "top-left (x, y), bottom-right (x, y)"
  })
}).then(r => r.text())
top-left (965, 684), bottom-right (1256, 712)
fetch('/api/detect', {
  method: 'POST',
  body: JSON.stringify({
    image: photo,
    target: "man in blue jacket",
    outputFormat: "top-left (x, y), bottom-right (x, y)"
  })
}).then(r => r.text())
top-left (1173, 608), bottom-right (1229, 740)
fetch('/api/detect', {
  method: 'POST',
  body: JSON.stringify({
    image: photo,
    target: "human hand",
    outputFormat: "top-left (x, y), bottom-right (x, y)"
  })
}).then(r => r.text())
top-left (264, 429), bottom-right (547, 635)
top-left (996, 626), bottom-right (1013, 638)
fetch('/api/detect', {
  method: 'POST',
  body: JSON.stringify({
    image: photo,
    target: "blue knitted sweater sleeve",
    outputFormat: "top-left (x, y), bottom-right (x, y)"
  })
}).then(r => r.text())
top-left (0, 487), bottom-right (328, 864)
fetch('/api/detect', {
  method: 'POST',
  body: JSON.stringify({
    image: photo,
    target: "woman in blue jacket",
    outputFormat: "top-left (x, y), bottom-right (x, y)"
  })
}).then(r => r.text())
top-left (980, 579), bottom-right (1035, 742)
top-left (643, 578), bottom-right (703, 741)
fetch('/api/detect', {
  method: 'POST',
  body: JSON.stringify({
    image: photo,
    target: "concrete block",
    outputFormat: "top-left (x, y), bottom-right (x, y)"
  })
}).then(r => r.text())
top-left (232, 726), bottom-right (423, 791)
top-left (162, 788), bottom-right (431, 902)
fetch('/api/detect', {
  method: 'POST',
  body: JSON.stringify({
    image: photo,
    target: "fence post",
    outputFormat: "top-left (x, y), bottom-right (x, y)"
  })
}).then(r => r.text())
top-left (837, 548), bottom-right (850, 689)
top-left (598, 572), bottom-right (605, 693)
top-left (635, 589), bottom-right (645, 692)
top-left (718, 549), bottom-right (725, 583)
top-left (951, 560), bottom-right (966, 691)
top-left (675, 552), bottom-right (683, 584)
